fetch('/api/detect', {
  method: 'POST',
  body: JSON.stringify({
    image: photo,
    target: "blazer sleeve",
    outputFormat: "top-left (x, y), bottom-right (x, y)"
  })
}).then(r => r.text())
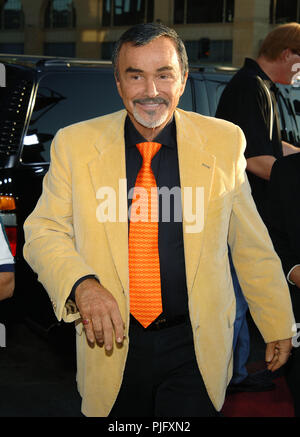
top-left (227, 127), bottom-right (295, 342)
top-left (23, 128), bottom-right (99, 323)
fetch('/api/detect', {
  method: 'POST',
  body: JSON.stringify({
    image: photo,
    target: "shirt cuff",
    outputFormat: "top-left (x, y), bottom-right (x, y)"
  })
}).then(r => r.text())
top-left (69, 275), bottom-right (100, 301)
top-left (287, 265), bottom-right (300, 285)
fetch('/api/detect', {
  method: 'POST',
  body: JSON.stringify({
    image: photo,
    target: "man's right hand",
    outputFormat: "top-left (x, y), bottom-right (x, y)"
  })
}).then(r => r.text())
top-left (75, 278), bottom-right (125, 351)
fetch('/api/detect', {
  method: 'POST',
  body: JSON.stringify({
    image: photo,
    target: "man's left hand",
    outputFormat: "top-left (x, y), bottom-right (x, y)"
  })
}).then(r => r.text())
top-left (265, 338), bottom-right (292, 372)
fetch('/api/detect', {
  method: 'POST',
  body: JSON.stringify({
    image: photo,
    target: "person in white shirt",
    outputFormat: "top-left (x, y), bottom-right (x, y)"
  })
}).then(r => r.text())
top-left (0, 217), bottom-right (14, 302)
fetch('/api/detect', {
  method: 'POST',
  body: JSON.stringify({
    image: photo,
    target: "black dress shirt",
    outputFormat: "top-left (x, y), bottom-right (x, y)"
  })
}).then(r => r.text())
top-left (71, 116), bottom-right (189, 323)
top-left (125, 116), bottom-right (188, 323)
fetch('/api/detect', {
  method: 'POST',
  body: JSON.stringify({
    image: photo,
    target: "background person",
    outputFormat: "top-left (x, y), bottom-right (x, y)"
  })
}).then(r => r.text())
top-left (23, 23), bottom-right (295, 417)
top-left (267, 153), bottom-right (300, 416)
top-left (216, 22), bottom-right (300, 393)
top-left (216, 22), bottom-right (300, 227)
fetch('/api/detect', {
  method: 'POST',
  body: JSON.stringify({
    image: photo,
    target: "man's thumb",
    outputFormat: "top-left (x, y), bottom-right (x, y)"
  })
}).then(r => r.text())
top-left (265, 341), bottom-right (275, 362)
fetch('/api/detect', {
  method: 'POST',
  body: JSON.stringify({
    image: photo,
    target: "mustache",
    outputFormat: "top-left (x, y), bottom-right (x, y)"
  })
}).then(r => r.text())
top-left (133, 97), bottom-right (169, 106)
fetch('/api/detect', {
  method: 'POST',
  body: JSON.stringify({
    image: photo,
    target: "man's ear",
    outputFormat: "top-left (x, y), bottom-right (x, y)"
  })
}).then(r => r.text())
top-left (114, 72), bottom-right (123, 98)
top-left (114, 71), bottom-right (119, 83)
top-left (180, 71), bottom-right (189, 96)
top-left (281, 48), bottom-right (292, 61)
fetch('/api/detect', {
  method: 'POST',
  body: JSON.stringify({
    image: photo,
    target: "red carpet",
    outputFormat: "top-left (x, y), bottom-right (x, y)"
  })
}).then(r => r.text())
top-left (221, 375), bottom-right (295, 417)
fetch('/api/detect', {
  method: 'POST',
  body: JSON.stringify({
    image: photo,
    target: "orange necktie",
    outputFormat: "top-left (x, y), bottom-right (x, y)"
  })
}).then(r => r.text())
top-left (129, 142), bottom-right (162, 328)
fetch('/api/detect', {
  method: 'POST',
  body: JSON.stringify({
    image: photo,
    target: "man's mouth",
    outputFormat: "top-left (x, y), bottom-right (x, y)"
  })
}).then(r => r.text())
top-left (133, 98), bottom-right (169, 110)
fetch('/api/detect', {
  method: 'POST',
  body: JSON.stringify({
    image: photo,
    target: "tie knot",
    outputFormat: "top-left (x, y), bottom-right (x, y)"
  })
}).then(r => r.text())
top-left (136, 142), bottom-right (162, 163)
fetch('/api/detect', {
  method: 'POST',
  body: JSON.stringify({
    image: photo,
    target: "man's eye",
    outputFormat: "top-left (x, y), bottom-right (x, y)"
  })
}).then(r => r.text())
top-left (159, 74), bottom-right (173, 80)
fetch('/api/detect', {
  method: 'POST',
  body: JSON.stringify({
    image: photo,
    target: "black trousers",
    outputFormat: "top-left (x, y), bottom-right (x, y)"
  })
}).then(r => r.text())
top-left (285, 293), bottom-right (300, 417)
top-left (109, 317), bottom-right (219, 417)
top-left (285, 346), bottom-right (300, 417)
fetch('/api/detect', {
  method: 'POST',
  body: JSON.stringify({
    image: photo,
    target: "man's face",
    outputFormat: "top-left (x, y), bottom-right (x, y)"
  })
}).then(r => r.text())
top-left (115, 37), bottom-right (188, 132)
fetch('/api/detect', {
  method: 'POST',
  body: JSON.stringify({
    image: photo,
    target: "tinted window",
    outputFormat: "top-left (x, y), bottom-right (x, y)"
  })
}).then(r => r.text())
top-left (44, 43), bottom-right (75, 57)
top-left (22, 69), bottom-right (194, 164)
top-left (174, 0), bottom-right (234, 24)
top-left (193, 78), bottom-right (210, 116)
top-left (185, 39), bottom-right (233, 64)
top-left (102, 0), bottom-right (154, 26)
top-left (204, 76), bottom-right (231, 116)
top-left (1, 0), bottom-right (24, 30)
top-left (0, 43), bottom-right (24, 54)
top-left (44, 0), bottom-right (76, 28)
top-left (178, 78), bottom-right (193, 112)
top-left (0, 65), bottom-right (33, 167)
top-left (277, 84), bottom-right (300, 146)
top-left (187, 0), bottom-right (223, 23)
top-left (270, 0), bottom-right (298, 23)
top-left (290, 86), bottom-right (300, 140)
top-left (22, 69), bottom-right (123, 163)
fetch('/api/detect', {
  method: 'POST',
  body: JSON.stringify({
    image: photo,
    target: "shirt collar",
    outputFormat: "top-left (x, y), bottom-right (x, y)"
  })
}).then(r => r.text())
top-left (125, 115), bottom-right (177, 149)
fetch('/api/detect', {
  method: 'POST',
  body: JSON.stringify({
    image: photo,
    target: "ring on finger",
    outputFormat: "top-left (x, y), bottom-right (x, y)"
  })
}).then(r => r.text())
top-left (82, 318), bottom-right (91, 326)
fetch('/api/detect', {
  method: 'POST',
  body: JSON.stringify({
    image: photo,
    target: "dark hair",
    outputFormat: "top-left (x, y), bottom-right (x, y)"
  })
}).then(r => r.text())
top-left (112, 22), bottom-right (189, 82)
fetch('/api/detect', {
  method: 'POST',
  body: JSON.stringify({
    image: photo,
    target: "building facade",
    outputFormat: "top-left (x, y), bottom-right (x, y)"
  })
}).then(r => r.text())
top-left (0, 0), bottom-right (299, 67)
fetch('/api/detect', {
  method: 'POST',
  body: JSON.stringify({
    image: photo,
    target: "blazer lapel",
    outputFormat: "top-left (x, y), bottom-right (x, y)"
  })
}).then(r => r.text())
top-left (87, 109), bottom-right (216, 297)
top-left (88, 111), bottom-right (129, 295)
top-left (175, 109), bottom-right (216, 294)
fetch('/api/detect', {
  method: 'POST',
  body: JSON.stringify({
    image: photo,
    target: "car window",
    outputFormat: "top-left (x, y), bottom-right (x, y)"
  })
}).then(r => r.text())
top-left (203, 74), bottom-right (232, 116)
top-left (286, 85), bottom-right (300, 146)
top-left (178, 78), bottom-right (193, 112)
top-left (193, 78), bottom-right (210, 116)
top-left (22, 70), bottom-right (194, 164)
top-left (277, 84), bottom-right (300, 146)
top-left (22, 70), bottom-right (124, 164)
top-left (0, 65), bottom-right (34, 168)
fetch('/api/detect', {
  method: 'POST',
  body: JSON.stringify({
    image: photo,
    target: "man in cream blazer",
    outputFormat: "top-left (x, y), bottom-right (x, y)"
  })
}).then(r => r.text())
top-left (23, 23), bottom-right (295, 417)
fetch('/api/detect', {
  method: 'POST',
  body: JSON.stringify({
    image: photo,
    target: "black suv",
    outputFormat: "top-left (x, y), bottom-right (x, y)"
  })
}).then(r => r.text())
top-left (0, 54), bottom-right (299, 334)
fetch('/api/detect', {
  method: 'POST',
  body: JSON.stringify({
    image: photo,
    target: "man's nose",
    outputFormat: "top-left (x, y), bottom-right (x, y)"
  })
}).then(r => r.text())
top-left (145, 79), bottom-right (159, 97)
